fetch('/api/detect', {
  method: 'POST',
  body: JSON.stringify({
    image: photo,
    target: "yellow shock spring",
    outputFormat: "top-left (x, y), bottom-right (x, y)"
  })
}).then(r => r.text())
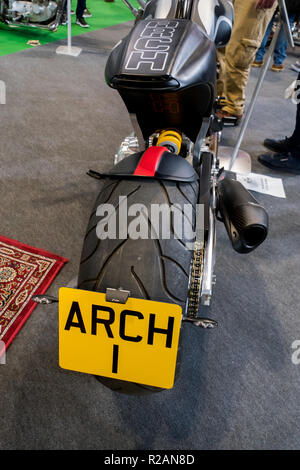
top-left (156, 130), bottom-right (182, 155)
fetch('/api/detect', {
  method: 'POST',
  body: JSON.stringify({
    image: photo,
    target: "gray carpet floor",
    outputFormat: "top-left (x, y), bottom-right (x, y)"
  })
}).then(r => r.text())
top-left (0, 23), bottom-right (299, 450)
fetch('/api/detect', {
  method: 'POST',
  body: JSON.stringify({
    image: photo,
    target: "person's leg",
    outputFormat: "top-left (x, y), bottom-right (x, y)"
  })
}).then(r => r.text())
top-left (217, 0), bottom-right (277, 117)
top-left (60, 0), bottom-right (67, 24)
top-left (290, 80), bottom-right (300, 150)
top-left (293, 102), bottom-right (300, 148)
top-left (273, 15), bottom-right (296, 66)
top-left (259, 74), bottom-right (300, 173)
top-left (255, 16), bottom-right (275, 63)
top-left (263, 76), bottom-right (300, 152)
top-left (76, 0), bottom-right (86, 19)
top-left (76, 0), bottom-right (89, 26)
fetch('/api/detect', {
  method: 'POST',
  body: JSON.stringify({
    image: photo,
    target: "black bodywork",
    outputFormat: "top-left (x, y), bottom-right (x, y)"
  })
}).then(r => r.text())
top-left (105, 0), bottom-right (233, 143)
top-left (106, 19), bottom-right (216, 142)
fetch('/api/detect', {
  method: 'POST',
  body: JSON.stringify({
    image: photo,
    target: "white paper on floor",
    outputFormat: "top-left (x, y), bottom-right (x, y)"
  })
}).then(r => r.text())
top-left (235, 172), bottom-right (286, 198)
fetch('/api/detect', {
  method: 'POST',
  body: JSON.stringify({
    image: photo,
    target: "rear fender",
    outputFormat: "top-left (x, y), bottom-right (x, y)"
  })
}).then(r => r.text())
top-left (102, 146), bottom-right (198, 183)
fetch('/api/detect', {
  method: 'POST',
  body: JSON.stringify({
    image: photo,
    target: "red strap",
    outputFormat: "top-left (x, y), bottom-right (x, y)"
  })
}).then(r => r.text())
top-left (134, 146), bottom-right (167, 177)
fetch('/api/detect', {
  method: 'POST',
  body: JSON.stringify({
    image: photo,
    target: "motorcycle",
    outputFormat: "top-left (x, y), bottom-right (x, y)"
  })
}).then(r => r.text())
top-left (0, 0), bottom-right (65, 31)
top-left (36, 0), bottom-right (269, 394)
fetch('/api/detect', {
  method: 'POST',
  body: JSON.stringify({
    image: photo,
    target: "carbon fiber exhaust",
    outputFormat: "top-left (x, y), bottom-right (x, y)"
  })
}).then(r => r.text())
top-left (217, 178), bottom-right (269, 254)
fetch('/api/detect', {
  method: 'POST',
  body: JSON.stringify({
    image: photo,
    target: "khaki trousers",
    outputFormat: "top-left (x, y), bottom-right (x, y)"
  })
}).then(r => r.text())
top-left (217, 0), bottom-right (277, 116)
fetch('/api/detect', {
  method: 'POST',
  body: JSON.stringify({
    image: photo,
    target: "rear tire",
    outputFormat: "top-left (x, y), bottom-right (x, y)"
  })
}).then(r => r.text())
top-left (78, 177), bottom-right (199, 394)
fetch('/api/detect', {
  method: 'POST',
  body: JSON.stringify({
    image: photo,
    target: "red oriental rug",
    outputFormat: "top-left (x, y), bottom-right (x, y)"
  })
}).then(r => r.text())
top-left (0, 235), bottom-right (68, 353)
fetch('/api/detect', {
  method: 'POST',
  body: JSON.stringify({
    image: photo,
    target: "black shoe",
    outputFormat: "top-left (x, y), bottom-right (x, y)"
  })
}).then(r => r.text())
top-left (258, 152), bottom-right (300, 174)
top-left (263, 137), bottom-right (295, 153)
top-left (76, 17), bottom-right (89, 27)
top-left (216, 109), bottom-right (243, 127)
top-left (60, 13), bottom-right (67, 25)
top-left (83, 8), bottom-right (92, 17)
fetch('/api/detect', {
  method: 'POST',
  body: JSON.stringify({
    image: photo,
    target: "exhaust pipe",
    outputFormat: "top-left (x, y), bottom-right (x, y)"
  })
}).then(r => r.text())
top-left (217, 178), bottom-right (269, 254)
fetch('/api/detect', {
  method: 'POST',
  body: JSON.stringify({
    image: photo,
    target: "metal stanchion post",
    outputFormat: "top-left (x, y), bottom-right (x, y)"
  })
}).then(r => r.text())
top-left (67, 0), bottom-right (72, 53)
top-left (56, 0), bottom-right (82, 57)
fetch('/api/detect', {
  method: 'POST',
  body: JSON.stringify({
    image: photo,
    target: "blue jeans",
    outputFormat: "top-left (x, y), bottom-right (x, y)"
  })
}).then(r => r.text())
top-left (255, 14), bottom-right (295, 65)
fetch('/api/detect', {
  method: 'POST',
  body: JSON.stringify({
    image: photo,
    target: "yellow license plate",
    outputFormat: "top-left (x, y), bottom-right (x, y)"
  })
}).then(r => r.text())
top-left (59, 288), bottom-right (182, 389)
